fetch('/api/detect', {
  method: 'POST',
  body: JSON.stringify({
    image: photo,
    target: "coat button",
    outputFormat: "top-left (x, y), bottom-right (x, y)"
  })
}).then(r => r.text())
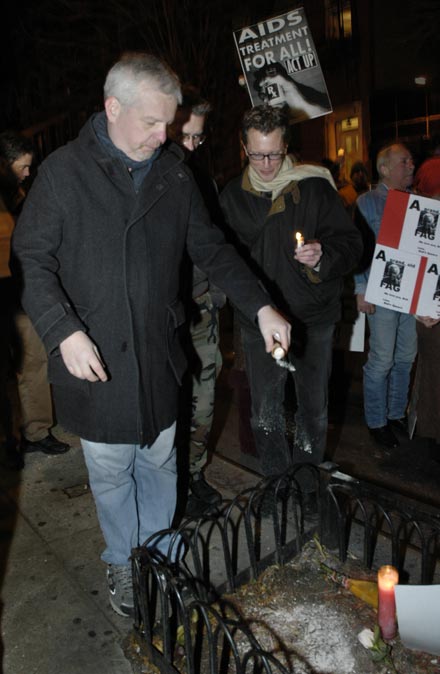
top-left (121, 341), bottom-right (128, 352)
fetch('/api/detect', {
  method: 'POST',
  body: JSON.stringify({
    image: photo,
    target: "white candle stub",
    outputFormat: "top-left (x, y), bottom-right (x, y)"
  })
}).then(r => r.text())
top-left (295, 231), bottom-right (304, 248)
top-left (272, 344), bottom-right (286, 360)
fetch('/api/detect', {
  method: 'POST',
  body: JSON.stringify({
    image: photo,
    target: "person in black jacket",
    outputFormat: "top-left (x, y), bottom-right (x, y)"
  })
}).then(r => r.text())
top-left (168, 86), bottom-right (224, 517)
top-left (12, 54), bottom-right (290, 618)
top-left (220, 105), bottom-right (362, 489)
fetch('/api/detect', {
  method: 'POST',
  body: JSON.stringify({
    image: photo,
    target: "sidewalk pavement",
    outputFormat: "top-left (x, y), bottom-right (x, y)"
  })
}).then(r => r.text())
top-left (0, 423), bottom-right (260, 674)
top-left (1, 429), bottom-right (133, 674)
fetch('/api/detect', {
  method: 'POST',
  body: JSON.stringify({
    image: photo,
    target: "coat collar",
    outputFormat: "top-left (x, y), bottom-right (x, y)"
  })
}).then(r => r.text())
top-left (75, 116), bottom-right (189, 226)
top-left (77, 115), bottom-right (185, 180)
top-left (241, 165), bottom-right (301, 216)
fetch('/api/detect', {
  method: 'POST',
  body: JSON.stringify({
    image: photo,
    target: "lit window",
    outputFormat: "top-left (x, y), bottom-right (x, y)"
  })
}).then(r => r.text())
top-left (326, 0), bottom-right (352, 40)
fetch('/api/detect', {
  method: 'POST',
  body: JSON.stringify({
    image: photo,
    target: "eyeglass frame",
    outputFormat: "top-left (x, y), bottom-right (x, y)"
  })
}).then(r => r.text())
top-left (244, 147), bottom-right (287, 162)
top-left (179, 132), bottom-right (206, 147)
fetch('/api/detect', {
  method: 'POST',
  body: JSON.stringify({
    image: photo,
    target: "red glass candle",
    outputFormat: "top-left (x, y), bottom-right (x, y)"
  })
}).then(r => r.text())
top-left (377, 565), bottom-right (399, 640)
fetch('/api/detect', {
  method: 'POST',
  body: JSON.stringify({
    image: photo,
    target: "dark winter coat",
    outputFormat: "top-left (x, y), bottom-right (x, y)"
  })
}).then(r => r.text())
top-left (220, 169), bottom-right (363, 330)
top-left (12, 117), bottom-right (269, 445)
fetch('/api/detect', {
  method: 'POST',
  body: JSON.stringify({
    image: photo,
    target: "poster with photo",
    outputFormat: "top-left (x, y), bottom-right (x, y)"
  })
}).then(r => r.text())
top-left (233, 7), bottom-right (332, 124)
top-left (384, 191), bottom-right (440, 258)
top-left (415, 260), bottom-right (440, 319)
top-left (365, 245), bottom-right (422, 313)
top-left (366, 191), bottom-right (440, 317)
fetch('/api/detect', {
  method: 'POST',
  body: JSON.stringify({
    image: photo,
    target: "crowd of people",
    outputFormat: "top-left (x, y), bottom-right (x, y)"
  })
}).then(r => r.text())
top-left (1, 50), bottom-right (439, 620)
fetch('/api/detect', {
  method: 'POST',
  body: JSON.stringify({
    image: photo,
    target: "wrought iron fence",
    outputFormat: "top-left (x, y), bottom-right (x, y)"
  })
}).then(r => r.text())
top-left (131, 462), bottom-right (440, 674)
top-left (319, 461), bottom-right (440, 584)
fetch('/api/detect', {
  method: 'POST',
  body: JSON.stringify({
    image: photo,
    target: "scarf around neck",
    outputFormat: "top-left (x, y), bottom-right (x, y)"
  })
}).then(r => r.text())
top-left (92, 111), bottom-right (160, 191)
top-left (248, 155), bottom-right (337, 200)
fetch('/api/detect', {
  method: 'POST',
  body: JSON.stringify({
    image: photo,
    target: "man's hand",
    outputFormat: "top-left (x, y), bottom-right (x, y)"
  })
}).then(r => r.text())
top-left (294, 241), bottom-right (322, 269)
top-left (416, 315), bottom-right (440, 328)
top-left (257, 305), bottom-right (291, 354)
top-left (60, 331), bottom-right (108, 382)
top-left (356, 293), bottom-right (375, 315)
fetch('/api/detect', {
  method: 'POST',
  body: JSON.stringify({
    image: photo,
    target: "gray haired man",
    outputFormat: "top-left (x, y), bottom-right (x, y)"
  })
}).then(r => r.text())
top-left (13, 53), bottom-right (290, 617)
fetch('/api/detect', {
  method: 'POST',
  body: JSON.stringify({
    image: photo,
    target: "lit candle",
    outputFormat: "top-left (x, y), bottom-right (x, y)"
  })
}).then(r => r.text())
top-left (377, 565), bottom-right (399, 640)
top-left (295, 231), bottom-right (304, 249)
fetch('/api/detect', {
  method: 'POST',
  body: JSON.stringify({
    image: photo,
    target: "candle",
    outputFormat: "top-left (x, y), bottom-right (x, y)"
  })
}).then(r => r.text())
top-left (377, 565), bottom-right (399, 640)
top-left (271, 343), bottom-right (286, 360)
top-left (295, 231), bottom-right (304, 248)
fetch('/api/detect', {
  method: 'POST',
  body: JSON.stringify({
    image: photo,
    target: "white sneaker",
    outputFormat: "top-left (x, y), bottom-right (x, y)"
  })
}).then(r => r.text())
top-left (107, 564), bottom-right (134, 617)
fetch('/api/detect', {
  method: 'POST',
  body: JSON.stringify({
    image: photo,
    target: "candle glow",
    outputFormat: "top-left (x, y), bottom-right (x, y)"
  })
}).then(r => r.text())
top-left (272, 344), bottom-right (286, 360)
top-left (295, 231), bottom-right (304, 248)
top-left (377, 565), bottom-right (399, 640)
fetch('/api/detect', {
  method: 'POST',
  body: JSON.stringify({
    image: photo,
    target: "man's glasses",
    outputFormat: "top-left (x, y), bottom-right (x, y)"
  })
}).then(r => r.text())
top-left (180, 133), bottom-right (206, 147)
top-left (246, 151), bottom-right (286, 162)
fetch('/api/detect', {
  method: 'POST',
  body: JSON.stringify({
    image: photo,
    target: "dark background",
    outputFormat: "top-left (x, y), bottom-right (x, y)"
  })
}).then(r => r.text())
top-left (1, 0), bottom-right (440, 179)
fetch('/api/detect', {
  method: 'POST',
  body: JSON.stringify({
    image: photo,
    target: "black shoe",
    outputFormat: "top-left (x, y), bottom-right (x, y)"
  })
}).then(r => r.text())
top-left (21, 433), bottom-right (70, 455)
top-left (387, 417), bottom-right (409, 437)
top-left (428, 438), bottom-right (440, 465)
top-left (431, 450), bottom-right (440, 466)
top-left (368, 425), bottom-right (399, 449)
top-left (1, 438), bottom-right (24, 470)
top-left (189, 472), bottom-right (222, 506)
top-left (185, 494), bottom-right (218, 519)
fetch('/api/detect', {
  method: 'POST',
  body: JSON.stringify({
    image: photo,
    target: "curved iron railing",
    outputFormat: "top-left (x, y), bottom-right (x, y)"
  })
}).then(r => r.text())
top-left (131, 462), bottom-right (440, 673)
top-left (319, 464), bottom-right (440, 583)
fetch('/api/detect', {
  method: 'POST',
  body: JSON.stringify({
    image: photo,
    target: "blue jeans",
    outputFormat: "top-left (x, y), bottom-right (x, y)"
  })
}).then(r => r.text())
top-left (81, 423), bottom-right (177, 566)
top-left (241, 323), bottom-right (334, 484)
top-left (364, 307), bottom-right (417, 428)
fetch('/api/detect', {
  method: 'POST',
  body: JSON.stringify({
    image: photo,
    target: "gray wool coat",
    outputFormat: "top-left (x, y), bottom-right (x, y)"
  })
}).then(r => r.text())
top-left (12, 117), bottom-right (269, 446)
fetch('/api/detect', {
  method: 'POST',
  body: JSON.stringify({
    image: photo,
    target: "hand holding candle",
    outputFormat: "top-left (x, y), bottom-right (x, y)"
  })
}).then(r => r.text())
top-left (294, 235), bottom-right (323, 269)
top-left (271, 342), bottom-right (286, 360)
top-left (271, 333), bottom-right (295, 371)
top-left (377, 565), bottom-right (399, 640)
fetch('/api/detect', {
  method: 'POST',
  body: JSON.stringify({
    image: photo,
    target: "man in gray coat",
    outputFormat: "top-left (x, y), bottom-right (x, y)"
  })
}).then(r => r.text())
top-left (12, 53), bottom-right (290, 618)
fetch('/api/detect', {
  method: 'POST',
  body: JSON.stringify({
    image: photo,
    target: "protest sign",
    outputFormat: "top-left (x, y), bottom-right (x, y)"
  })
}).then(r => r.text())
top-left (365, 190), bottom-right (440, 318)
top-left (233, 7), bottom-right (332, 123)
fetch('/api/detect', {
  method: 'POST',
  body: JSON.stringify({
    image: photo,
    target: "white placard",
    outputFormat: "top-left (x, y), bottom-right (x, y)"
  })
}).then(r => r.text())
top-left (415, 261), bottom-right (440, 318)
top-left (395, 584), bottom-right (440, 656)
top-left (399, 195), bottom-right (440, 259)
top-left (365, 244), bottom-right (421, 313)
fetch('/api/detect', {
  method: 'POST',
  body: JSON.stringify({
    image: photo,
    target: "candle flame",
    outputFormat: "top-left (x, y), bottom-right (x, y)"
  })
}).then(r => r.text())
top-left (377, 565), bottom-right (399, 590)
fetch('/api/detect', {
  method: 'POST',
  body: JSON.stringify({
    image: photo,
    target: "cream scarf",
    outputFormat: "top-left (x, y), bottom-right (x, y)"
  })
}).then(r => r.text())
top-left (249, 155), bottom-right (337, 200)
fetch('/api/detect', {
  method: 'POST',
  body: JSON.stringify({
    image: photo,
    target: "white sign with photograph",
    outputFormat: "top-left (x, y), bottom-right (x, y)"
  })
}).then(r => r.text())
top-left (365, 190), bottom-right (440, 318)
top-left (398, 195), bottom-right (440, 259)
top-left (233, 7), bottom-right (332, 124)
top-left (365, 245), bottom-right (421, 313)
